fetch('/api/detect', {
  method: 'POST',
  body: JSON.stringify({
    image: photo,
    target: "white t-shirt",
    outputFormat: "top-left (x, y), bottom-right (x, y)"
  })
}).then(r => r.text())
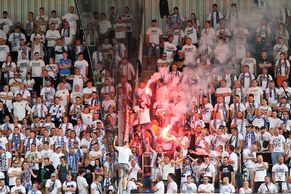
top-left (62, 13), bottom-right (79, 31)
top-left (146, 26), bottom-right (163, 45)
top-left (162, 163), bottom-right (175, 180)
top-left (77, 176), bottom-right (89, 194)
top-left (74, 60), bottom-right (89, 75)
top-left (8, 167), bottom-right (21, 186)
top-left (50, 152), bottom-right (64, 169)
top-left (115, 146), bottom-right (132, 165)
top-left (167, 181), bottom-right (178, 194)
top-left (214, 44), bottom-right (229, 64)
top-left (266, 87), bottom-right (279, 104)
top-left (63, 181), bottom-right (77, 194)
top-left (258, 183), bottom-right (278, 194)
top-left (278, 87), bottom-right (291, 98)
top-left (98, 20), bottom-right (112, 35)
top-left (182, 44), bottom-right (196, 65)
top-left (114, 23), bottom-right (127, 39)
top-left (220, 184), bottom-right (235, 194)
top-left (272, 163), bottom-right (288, 182)
top-left (55, 89), bottom-right (70, 106)
top-left (229, 152), bottom-right (238, 172)
top-left (11, 185), bottom-right (26, 193)
top-left (254, 162), bottom-right (268, 182)
top-left (0, 91), bottom-right (13, 109)
top-left (185, 27), bottom-right (198, 44)
top-left (12, 101), bottom-right (30, 121)
top-left (46, 30), bottom-right (61, 47)
top-left (45, 179), bottom-right (62, 194)
top-left (8, 32), bottom-right (26, 51)
top-left (17, 59), bottom-right (30, 79)
top-left (29, 59), bottom-right (45, 77)
top-left (0, 44), bottom-right (10, 62)
top-left (241, 58), bottom-right (256, 74)
top-left (270, 134), bottom-right (286, 152)
top-left (268, 117), bottom-right (283, 129)
top-left (243, 149), bottom-right (256, 168)
top-left (198, 183), bottom-right (215, 193)
top-left (90, 182), bottom-right (102, 194)
top-left (181, 182), bottom-right (197, 193)
top-left (216, 87), bottom-right (232, 104)
top-left (126, 180), bottom-right (137, 193)
top-left (163, 41), bottom-right (177, 62)
top-left (49, 17), bottom-right (62, 29)
top-left (247, 86), bottom-right (264, 105)
top-left (154, 181), bottom-right (165, 194)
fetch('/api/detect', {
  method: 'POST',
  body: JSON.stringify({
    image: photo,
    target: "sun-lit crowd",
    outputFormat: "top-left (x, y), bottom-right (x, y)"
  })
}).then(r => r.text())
top-left (118, 2), bottom-right (291, 194)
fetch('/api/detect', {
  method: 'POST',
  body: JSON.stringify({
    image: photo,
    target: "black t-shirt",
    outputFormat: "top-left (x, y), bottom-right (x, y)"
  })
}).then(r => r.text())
top-left (83, 164), bottom-right (95, 185)
top-left (220, 164), bottom-right (234, 181)
top-left (44, 164), bottom-right (55, 180)
top-left (257, 57), bottom-right (273, 75)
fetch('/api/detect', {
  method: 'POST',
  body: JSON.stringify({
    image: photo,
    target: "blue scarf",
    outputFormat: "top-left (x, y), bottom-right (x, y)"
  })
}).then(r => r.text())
top-left (244, 132), bottom-right (256, 149)
top-left (12, 133), bottom-right (21, 151)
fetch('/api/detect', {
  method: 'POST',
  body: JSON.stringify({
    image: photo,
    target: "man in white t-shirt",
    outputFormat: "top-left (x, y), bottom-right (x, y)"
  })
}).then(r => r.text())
top-left (10, 178), bottom-right (26, 194)
top-left (182, 37), bottom-right (197, 66)
top-left (247, 79), bottom-right (264, 105)
top-left (97, 13), bottom-right (112, 42)
top-left (62, 6), bottom-right (79, 32)
top-left (163, 35), bottom-right (177, 63)
top-left (258, 176), bottom-right (278, 194)
top-left (241, 51), bottom-right (257, 75)
top-left (272, 155), bottom-right (288, 193)
top-left (119, 57), bottom-right (135, 82)
top-left (0, 38), bottom-right (9, 64)
top-left (252, 155), bottom-right (269, 193)
top-left (45, 173), bottom-right (62, 194)
top-left (77, 169), bottom-right (89, 194)
top-left (167, 173), bottom-right (178, 194)
top-left (7, 161), bottom-right (21, 187)
top-left (146, 19), bottom-right (163, 68)
top-left (29, 52), bottom-right (45, 93)
top-left (46, 23), bottom-right (61, 58)
top-left (267, 111), bottom-right (283, 129)
top-left (74, 53), bottom-right (89, 76)
top-left (113, 136), bottom-right (132, 191)
top-left (12, 94), bottom-right (31, 122)
top-left (181, 175), bottom-right (197, 193)
top-left (62, 173), bottom-right (77, 194)
top-left (270, 128), bottom-right (286, 165)
top-left (216, 80), bottom-right (232, 104)
top-left (220, 177), bottom-right (235, 194)
top-left (55, 82), bottom-right (70, 107)
top-left (0, 11), bottom-right (13, 35)
top-left (152, 175), bottom-right (164, 194)
top-left (198, 176), bottom-right (215, 193)
top-left (243, 144), bottom-right (257, 181)
top-left (184, 20), bottom-right (198, 45)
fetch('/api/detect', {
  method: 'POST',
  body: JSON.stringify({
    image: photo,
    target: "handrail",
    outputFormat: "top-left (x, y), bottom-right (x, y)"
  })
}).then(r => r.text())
top-left (73, 0), bottom-right (97, 88)
top-left (133, 5), bottom-right (145, 106)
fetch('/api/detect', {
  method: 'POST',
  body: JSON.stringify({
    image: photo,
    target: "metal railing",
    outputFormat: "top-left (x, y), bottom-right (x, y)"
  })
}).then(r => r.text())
top-left (74, 0), bottom-right (96, 86)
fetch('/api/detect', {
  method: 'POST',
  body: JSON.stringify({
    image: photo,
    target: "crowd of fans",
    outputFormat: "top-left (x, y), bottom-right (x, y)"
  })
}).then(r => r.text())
top-left (0, 4), bottom-right (136, 194)
top-left (2, 1), bottom-right (291, 194)
top-left (116, 2), bottom-right (291, 194)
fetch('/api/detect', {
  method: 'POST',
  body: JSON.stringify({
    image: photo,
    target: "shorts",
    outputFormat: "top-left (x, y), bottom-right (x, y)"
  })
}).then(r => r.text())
top-left (118, 163), bottom-right (130, 174)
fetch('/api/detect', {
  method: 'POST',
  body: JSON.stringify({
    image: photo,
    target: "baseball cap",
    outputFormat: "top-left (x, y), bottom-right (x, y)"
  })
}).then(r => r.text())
top-left (51, 173), bottom-right (56, 177)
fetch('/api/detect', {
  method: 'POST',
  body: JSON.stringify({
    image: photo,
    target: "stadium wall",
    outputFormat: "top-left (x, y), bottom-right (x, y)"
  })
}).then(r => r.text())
top-left (0, 0), bottom-right (74, 24)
